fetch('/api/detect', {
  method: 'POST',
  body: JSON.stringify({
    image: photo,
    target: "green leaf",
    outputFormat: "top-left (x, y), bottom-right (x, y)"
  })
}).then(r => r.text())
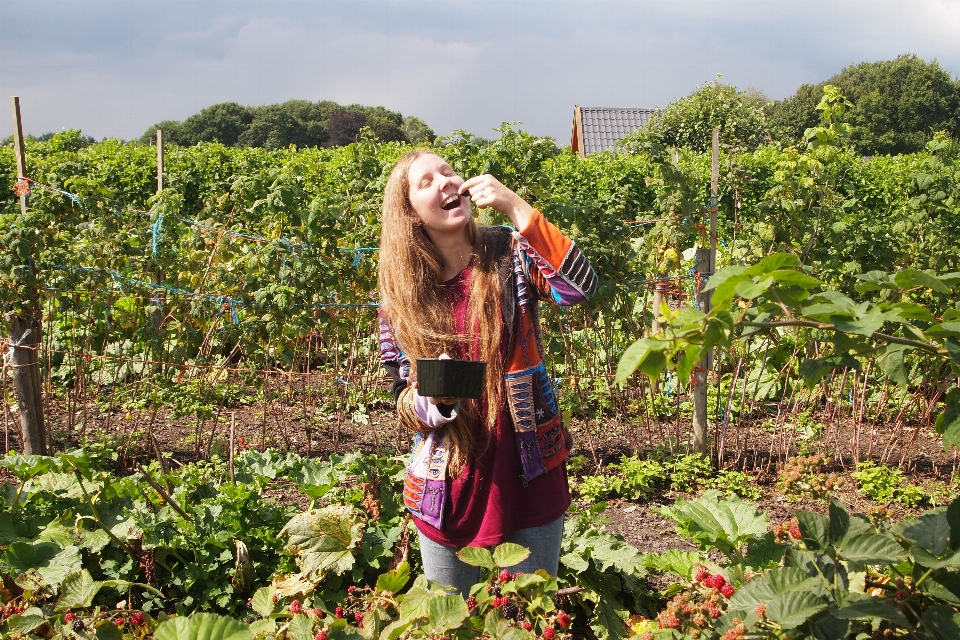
top-left (676, 348), bottom-right (703, 384)
top-left (456, 546), bottom-right (495, 569)
top-left (0, 454), bottom-right (55, 480)
top-left (923, 571), bottom-right (960, 605)
top-left (660, 490), bottom-right (768, 557)
top-left (928, 322), bottom-right (960, 339)
top-left (711, 274), bottom-right (751, 309)
top-left (802, 291), bottom-right (857, 318)
top-left (286, 614), bottom-right (314, 640)
top-left (894, 511), bottom-right (951, 556)
top-left (946, 338), bottom-right (960, 369)
top-left (894, 269), bottom-right (950, 293)
top-left (560, 552), bottom-right (589, 573)
top-left (375, 561), bottom-right (410, 594)
top-left (831, 306), bottom-right (886, 336)
top-left (798, 354), bottom-right (860, 387)
top-left (250, 586), bottom-right (276, 618)
top-left (922, 605), bottom-right (960, 640)
top-left (4, 611), bottom-right (47, 634)
top-left (641, 550), bottom-right (704, 579)
top-left (492, 542), bottom-right (531, 568)
top-left (838, 532), bottom-right (907, 564)
top-left (734, 276), bottom-right (774, 300)
top-left (794, 510), bottom-right (829, 551)
top-left (828, 500), bottom-right (872, 545)
top-left (0, 541), bottom-right (82, 588)
top-left (703, 265), bottom-right (746, 291)
top-left (877, 344), bottom-right (911, 385)
top-left (887, 302), bottom-right (937, 323)
top-left (56, 570), bottom-right (103, 610)
top-left (769, 269), bottom-right (821, 289)
top-left (615, 338), bottom-right (651, 384)
top-left (424, 595), bottom-right (469, 633)
top-left (638, 350), bottom-right (668, 379)
top-left (935, 388), bottom-right (960, 450)
top-left (832, 592), bottom-right (909, 627)
top-left (590, 598), bottom-right (629, 640)
top-left (154, 612), bottom-right (250, 640)
top-left (280, 505), bottom-right (364, 581)
top-left (742, 253), bottom-right (801, 276)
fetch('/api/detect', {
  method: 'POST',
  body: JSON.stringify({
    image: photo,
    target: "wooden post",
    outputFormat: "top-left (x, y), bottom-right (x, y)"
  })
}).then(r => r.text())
top-left (151, 130), bottom-right (165, 343)
top-left (691, 128), bottom-right (720, 456)
top-left (7, 97), bottom-right (47, 455)
top-left (156, 129), bottom-right (164, 192)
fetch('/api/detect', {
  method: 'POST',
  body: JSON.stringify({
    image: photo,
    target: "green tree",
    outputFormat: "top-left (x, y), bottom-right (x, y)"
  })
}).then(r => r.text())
top-left (620, 78), bottom-right (768, 153)
top-left (177, 102), bottom-right (254, 146)
top-left (401, 115), bottom-right (436, 145)
top-left (767, 54), bottom-right (960, 155)
top-left (238, 100), bottom-right (328, 149)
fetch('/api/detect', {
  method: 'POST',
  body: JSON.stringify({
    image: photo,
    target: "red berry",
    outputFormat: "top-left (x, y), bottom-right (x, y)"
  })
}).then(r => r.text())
top-left (557, 611), bottom-right (571, 628)
top-left (755, 604), bottom-right (766, 618)
top-left (335, 606), bottom-right (344, 619)
top-left (466, 596), bottom-right (477, 611)
top-left (709, 607), bottom-right (721, 619)
top-left (660, 615), bottom-right (680, 629)
top-left (523, 622), bottom-right (533, 631)
top-left (114, 616), bottom-right (125, 627)
top-left (64, 612), bottom-right (76, 623)
top-left (712, 574), bottom-right (726, 589)
top-left (499, 569), bottom-right (511, 583)
top-left (312, 608), bottom-right (324, 618)
top-left (290, 599), bottom-right (302, 615)
top-left (543, 628), bottom-right (556, 639)
top-left (789, 523), bottom-right (802, 539)
top-left (347, 585), bottom-right (356, 595)
top-left (315, 632), bottom-right (327, 640)
top-left (273, 593), bottom-right (279, 603)
top-left (694, 565), bottom-right (709, 583)
top-left (896, 589), bottom-right (908, 601)
top-left (130, 612), bottom-right (145, 626)
top-left (721, 584), bottom-right (735, 598)
top-left (354, 612), bottom-right (363, 623)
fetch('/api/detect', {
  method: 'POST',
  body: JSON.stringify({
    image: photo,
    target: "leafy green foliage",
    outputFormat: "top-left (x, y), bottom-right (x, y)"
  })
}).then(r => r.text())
top-left (575, 456), bottom-right (665, 502)
top-left (620, 78), bottom-right (768, 153)
top-left (138, 99), bottom-right (433, 149)
top-left (767, 54), bottom-right (960, 155)
top-left (853, 461), bottom-right (931, 508)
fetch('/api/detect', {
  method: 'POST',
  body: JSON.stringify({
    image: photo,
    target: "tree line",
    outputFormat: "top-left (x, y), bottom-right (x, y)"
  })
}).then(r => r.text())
top-left (137, 99), bottom-right (435, 148)
top-left (624, 54), bottom-right (960, 157)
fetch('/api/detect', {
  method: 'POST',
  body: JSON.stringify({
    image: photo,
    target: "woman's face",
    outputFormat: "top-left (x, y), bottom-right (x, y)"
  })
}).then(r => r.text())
top-left (407, 154), bottom-right (470, 236)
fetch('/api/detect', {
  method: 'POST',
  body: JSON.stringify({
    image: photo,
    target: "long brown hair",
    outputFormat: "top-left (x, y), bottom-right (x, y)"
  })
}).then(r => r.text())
top-left (378, 150), bottom-right (504, 474)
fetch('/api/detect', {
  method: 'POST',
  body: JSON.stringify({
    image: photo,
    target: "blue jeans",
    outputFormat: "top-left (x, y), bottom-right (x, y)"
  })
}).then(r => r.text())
top-left (416, 515), bottom-right (565, 597)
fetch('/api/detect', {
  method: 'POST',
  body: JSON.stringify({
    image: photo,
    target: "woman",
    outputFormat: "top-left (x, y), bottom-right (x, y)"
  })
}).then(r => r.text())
top-left (378, 150), bottom-right (597, 595)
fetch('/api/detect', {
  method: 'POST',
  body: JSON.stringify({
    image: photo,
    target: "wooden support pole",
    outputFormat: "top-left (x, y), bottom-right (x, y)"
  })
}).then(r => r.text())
top-left (691, 127), bottom-right (720, 456)
top-left (156, 128), bottom-right (164, 192)
top-left (7, 97), bottom-right (47, 455)
top-left (151, 130), bottom-right (165, 344)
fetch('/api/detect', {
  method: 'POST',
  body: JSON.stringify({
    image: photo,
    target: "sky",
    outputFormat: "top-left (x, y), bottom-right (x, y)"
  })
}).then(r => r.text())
top-left (1, 0), bottom-right (959, 144)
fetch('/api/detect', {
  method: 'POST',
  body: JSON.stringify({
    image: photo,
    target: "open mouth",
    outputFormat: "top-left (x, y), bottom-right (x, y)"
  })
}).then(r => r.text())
top-left (440, 194), bottom-right (462, 210)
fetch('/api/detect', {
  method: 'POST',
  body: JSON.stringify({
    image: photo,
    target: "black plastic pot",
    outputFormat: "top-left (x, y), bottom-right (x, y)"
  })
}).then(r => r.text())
top-left (416, 358), bottom-right (487, 399)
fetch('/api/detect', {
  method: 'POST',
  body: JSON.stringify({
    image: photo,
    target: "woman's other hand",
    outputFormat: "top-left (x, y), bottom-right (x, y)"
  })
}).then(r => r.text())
top-left (460, 174), bottom-right (534, 231)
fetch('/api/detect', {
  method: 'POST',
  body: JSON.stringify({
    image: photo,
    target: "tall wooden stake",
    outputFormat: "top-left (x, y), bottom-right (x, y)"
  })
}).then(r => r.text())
top-left (691, 128), bottom-right (720, 455)
top-left (151, 130), bottom-right (165, 345)
top-left (8, 97), bottom-right (47, 454)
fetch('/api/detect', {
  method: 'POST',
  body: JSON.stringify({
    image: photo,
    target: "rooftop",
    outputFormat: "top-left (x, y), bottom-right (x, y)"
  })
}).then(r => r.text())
top-left (572, 106), bottom-right (656, 156)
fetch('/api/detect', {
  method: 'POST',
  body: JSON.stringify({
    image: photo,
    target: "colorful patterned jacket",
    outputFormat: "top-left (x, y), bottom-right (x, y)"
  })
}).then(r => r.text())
top-left (378, 210), bottom-right (598, 530)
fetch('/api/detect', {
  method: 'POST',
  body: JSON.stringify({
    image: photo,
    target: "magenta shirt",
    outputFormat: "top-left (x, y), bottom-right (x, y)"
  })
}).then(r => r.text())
top-left (413, 268), bottom-right (571, 548)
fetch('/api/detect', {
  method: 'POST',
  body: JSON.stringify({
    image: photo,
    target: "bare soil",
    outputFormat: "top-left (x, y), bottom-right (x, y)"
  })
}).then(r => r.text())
top-left (9, 386), bottom-right (956, 549)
